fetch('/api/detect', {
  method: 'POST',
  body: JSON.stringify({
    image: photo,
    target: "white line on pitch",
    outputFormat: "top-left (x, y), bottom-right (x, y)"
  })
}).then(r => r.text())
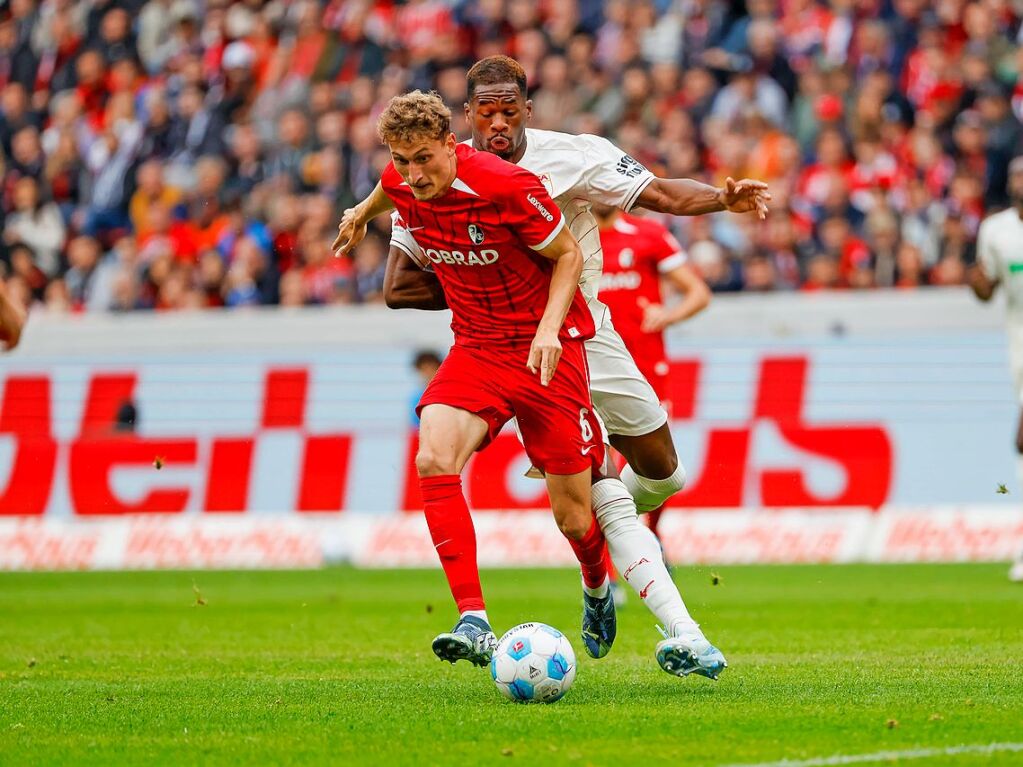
top-left (719, 742), bottom-right (1023, 767)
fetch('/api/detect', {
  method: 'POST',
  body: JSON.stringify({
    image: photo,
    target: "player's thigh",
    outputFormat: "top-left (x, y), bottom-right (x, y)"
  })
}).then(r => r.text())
top-left (416, 404), bottom-right (491, 476)
top-left (513, 342), bottom-right (604, 477)
top-left (544, 468), bottom-right (594, 540)
top-left (585, 318), bottom-right (668, 438)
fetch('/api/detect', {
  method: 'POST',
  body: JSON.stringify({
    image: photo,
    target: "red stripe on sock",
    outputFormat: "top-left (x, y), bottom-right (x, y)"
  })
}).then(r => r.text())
top-left (419, 474), bottom-right (485, 613)
top-left (567, 516), bottom-right (608, 589)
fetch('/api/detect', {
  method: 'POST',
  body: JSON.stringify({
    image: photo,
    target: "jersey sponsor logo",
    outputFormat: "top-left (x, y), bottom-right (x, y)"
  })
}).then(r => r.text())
top-left (422, 248), bottom-right (499, 266)
top-left (600, 271), bottom-right (642, 291)
top-left (527, 193), bottom-right (555, 222)
top-left (467, 223), bottom-right (485, 245)
top-left (618, 248), bottom-right (634, 268)
top-left (615, 154), bottom-right (646, 178)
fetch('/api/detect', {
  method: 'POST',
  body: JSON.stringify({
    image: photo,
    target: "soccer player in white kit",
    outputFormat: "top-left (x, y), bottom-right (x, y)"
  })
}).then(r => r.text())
top-left (335, 56), bottom-right (768, 679)
top-left (969, 155), bottom-right (1023, 582)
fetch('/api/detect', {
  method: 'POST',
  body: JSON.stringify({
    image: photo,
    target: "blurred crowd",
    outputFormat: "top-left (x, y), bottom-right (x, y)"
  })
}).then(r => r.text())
top-left (0, 0), bottom-right (1021, 314)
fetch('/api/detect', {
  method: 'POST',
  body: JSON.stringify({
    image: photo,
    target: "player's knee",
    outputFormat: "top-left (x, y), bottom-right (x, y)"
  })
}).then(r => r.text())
top-left (415, 448), bottom-right (457, 477)
top-left (554, 507), bottom-right (593, 540)
top-left (646, 450), bottom-right (679, 481)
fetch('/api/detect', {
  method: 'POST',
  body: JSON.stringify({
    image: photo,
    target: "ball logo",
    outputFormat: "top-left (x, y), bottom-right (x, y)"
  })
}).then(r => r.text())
top-left (512, 641), bottom-right (524, 653)
top-left (468, 223), bottom-right (485, 245)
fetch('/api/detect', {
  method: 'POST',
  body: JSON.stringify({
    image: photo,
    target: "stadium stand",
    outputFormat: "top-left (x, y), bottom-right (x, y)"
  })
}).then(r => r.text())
top-left (0, 0), bottom-right (1020, 311)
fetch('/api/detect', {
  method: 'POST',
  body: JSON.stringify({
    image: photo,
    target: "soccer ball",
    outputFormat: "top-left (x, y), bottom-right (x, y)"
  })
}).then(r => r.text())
top-left (490, 622), bottom-right (577, 703)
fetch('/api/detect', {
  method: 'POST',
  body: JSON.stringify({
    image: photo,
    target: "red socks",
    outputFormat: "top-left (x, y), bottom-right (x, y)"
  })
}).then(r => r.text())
top-left (419, 474), bottom-right (485, 613)
top-left (567, 516), bottom-right (609, 589)
top-left (646, 505), bottom-right (665, 538)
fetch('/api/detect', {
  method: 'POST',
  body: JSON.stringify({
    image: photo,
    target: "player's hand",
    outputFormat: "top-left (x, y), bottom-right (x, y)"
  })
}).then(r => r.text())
top-left (718, 177), bottom-right (771, 220)
top-left (0, 281), bottom-right (25, 351)
top-left (638, 297), bottom-right (672, 333)
top-left (332, 207), bottom-right (367, 256)
top-left (527, 328), bottom-right (563, 387)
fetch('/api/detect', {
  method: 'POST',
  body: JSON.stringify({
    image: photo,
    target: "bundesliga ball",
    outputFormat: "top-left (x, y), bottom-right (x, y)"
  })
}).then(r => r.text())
top-left (490, 622), bottom-right (577, 703)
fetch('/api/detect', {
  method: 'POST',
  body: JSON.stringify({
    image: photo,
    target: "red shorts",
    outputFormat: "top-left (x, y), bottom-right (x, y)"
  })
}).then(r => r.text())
top-left (418, 340), bottom-right (604, 475)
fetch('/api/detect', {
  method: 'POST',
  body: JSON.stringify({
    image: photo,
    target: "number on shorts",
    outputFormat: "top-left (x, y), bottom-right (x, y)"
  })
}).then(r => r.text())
top-left (579, 408), bottom-right (593, 443)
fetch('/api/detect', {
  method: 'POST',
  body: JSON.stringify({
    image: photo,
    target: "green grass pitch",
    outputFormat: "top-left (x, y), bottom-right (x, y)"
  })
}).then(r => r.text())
top-left (1, 564), bottom-right (1021, 766)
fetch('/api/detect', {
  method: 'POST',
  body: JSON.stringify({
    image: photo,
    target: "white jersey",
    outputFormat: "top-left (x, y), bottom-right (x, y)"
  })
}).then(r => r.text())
top-left (978, 207), bottom-right (1023, 324)
top-left (390, 128), bottom-right (655, 319)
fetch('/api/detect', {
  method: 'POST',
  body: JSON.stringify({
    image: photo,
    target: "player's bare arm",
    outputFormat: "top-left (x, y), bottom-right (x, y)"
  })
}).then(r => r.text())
top-left (332, 181), bottom-right (395, 255)
top-left (383, 245), bottom-right (448, 310)
top-left (967, 263), bottom-right (999, 301)
top-left (528, 225), bottom-right (584, 386)
top-left (639, 264), bottom-right (712, 334)
top-left (635, 176), bottom-right (771, 220)
top-left (0, 280), bottom-right (26, 351)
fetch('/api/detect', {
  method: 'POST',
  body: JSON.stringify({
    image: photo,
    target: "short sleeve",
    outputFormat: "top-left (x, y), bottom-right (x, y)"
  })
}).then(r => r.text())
top-left (653, 227), bottom-right (688, 274)
top-left (495, 166), bottom-right (566, 251)
top-left (976, 217), bottom-right (999, 282)
top-left (389, 211), bottom-right (433, 271)
top-left (574, 134), bottom-right (655, 212)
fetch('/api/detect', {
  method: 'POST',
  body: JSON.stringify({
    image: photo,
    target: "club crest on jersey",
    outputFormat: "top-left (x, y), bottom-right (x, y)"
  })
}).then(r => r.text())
top-left (468, 223), bottom-right (485, 245)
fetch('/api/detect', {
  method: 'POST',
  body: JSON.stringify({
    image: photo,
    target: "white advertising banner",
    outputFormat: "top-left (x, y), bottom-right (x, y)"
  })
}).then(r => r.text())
top-left (1, 291), bottom-right (1021, 567)
top-left (2, 506), bottom-right (1022, 570)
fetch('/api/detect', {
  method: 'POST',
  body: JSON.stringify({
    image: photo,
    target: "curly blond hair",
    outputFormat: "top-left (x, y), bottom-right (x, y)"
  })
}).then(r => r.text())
top-left (377, 90), bottom-right (451, 145)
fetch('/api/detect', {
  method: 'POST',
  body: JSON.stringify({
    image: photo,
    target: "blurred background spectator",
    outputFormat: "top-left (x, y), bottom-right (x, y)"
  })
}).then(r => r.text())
top-left (1, 0), bottom-right (1021, 313)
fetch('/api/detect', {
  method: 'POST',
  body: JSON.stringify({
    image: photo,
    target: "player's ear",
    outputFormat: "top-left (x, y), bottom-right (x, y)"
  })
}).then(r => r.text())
top-left (525, 99), bottom-right (533, 121)
top-left (445, 132), bottom-right (457, 153)
top-left (463, 101), bottom-right (471, 121)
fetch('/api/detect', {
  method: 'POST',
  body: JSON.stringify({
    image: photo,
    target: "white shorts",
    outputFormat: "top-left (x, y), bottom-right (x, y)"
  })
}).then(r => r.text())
top-left (584, 304), bottom-right (668, 438)
top-left (1008, 324), bottom-right (1023, 405)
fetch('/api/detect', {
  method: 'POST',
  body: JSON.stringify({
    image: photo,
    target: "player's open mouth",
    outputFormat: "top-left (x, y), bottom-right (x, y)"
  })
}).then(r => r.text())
top-left (490, 136), bottom-right (510, 151)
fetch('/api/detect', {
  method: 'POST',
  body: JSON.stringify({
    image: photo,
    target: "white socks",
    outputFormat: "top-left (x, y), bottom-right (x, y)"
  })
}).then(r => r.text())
top-left (592, 478), bottom-right (696, 634)
top-left (621, 462), bottom-right (687, 513)
top-left (582, 576), bottom-right (610, 599)
top-left (461, 610), bottom-right (490, 625)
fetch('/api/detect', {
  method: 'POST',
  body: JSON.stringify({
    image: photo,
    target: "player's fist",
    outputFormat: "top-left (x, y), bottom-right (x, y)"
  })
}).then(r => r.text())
top-left (332, 207), bottom-right (367, 256)
top-left (527, 328), bottom-right (563, 387)
top-left (638, 297), bottom-right (672, 333)
top-left (718, 177), bottom-right (771, 220)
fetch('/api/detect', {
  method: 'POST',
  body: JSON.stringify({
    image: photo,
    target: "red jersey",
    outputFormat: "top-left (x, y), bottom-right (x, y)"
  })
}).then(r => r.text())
top-left (382, 143), bottom-right (594, 348)
top-left (597, 213), bottom-right (687, 390)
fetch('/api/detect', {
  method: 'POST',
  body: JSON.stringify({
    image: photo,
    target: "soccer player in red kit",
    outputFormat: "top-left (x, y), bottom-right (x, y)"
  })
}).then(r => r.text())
top-left (334, 90), bottom-right (617, 667)
top-left (594, 203), bottom-right (711, 536)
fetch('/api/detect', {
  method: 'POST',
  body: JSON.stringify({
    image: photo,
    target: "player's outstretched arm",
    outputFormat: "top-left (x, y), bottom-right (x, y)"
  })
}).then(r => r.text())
top-left (0, 280), bottom-right (26, 351)
top-left (636, 176), bottom-right (771, 219)
top-left (332, 182), bottom-right (396, 255)
top-left (383, 245), bottom-right (448, 310)
top-left (529, 226), bottom-right (584, 386)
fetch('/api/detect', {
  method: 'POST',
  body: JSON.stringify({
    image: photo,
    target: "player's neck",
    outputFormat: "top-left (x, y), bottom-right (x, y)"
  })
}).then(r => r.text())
top-left (508, 137), bottom-right (528, 164)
